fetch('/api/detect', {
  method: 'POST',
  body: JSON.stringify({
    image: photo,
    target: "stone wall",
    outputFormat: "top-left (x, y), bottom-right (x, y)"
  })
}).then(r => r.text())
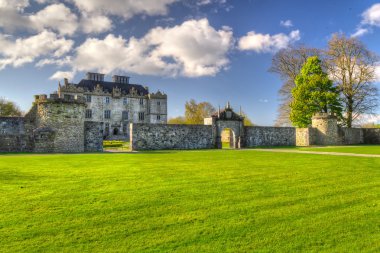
top-left (296, 128), bottom-right (316, 146)
top-left (245, 126), bottom-right (296, 147)
top-left (340, 128), bottom-right (363, 145)
top-left (362, 128), bottom-right (380, 144)
top-left (84, 121), bottom-right (104, 152)
top-left (0, 117), bottom-right (31, 152)
top-left (130, 123), bottom-right (214, 150)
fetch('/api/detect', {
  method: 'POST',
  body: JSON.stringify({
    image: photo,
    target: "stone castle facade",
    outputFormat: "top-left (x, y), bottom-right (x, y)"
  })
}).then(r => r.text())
top-left (58, 72), bottom-right (167, 139)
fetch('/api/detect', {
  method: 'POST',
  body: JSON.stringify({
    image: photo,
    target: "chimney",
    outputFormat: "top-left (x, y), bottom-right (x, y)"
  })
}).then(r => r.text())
top-left (86, 72), bottom-right (105, 82)
top-left (112, 75), bottom-right (130, 84)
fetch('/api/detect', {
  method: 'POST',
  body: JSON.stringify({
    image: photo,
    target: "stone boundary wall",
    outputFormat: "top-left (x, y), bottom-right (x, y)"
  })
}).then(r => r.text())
top-left (296, 128), bottom-right (316, 146)
top-left (84, 121), bottom-right (103, 152)
top-left (0, 117), bottom-right (32, 152)
top-left (362, 128), bottom-right (380, 144)
top-left (245, 126), bottom-right (296, 147)
top-left (130, 123), bottom-right (214, 150)
top-left (340, 128), bottom-right (363, 145)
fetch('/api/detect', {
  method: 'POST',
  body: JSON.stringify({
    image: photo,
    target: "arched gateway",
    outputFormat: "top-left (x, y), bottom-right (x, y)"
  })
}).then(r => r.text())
top-left (204, 102), bottom-right (245, 149)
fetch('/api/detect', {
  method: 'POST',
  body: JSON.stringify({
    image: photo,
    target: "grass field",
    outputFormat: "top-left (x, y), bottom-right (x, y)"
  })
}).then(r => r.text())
top-left (1, 150), bottom-right (379, 252)
top-left (296, 145), bottom-right (380, 155)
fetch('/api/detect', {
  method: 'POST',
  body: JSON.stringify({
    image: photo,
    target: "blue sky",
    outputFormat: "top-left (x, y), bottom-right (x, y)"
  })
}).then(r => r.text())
top-left (1, 0), bottom-right (380, 125)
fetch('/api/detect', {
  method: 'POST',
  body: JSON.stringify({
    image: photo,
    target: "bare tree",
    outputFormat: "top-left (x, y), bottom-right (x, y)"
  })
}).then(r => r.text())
top-left (326, 34), bottom-right (379, 127)
top-left (269, 45), bottom-right (321, 126)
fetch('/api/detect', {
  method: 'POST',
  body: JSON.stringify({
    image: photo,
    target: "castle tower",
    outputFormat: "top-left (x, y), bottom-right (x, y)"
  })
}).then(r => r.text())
top-left (32, 94), bottom-right (86, 152)
top-left (311, 112), bottom-right (340, 145)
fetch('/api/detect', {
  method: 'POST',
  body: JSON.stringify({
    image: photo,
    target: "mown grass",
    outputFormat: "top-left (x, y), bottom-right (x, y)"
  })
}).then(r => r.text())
top-left (103, 141), bottom-right (130, 151)
top-left (296, 145), bottom-right (380, 155)
top-left (0, 150), bottom-right (379, 252)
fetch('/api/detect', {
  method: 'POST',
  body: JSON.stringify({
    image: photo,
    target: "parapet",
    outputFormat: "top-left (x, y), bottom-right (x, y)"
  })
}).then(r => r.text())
top-left (148, 91), bottom-right (167, 99)
top-left (34, 94), bottom-right (86, 104)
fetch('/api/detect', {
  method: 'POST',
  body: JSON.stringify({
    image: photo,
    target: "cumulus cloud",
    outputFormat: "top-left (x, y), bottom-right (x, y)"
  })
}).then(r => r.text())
top-left (0, 30), bottom-right (74, 70)
top-left (30, 3), bottom-right (78, 36)
top-left (80, 14), bottom-right (112, 34)
top-left (238, 30), bottom-right (300, 53)
top-left (50, 70), bottom-right (75, 80)
top-left (362, 3), bottom-right (380, 26)
top-left (280, 20), bottom-right (293, 28)
top-left (352, 3), bottom-right (380, 38)
top-left (70, 0), bottom-right (177, 20)
top-left (72, 18), bottom-right (233, 77)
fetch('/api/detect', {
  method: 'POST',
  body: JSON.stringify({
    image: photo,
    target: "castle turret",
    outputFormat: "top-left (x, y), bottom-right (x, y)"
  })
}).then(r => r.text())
top-left (311, 112), bottom-right (341, 145)
top-left (32, 94), bottom-right (86, 152)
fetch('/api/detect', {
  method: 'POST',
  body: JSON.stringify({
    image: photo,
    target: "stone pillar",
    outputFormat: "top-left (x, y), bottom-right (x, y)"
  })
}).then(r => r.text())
top-left (311, 113), bottom-right (340, 145)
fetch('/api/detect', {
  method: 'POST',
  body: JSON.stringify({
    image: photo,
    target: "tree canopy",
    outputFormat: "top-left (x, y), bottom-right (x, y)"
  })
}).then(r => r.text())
top-left (290, 56), bottom-right (342, 127)
top-left (0, 98), bottom-right (22, 117)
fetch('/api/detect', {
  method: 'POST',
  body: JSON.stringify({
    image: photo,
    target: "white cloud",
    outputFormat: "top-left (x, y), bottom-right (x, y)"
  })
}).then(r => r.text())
top-left (0, 30), bottom-right (74, 70)
top-left (280, 20), bottom-right (293, 28)
top-left (36, 56), bottom-right (72, 67)
top-left (30, 3), bottom-right (78, 36)
top-left (72, 18), bottom-right (233, 77)
top-left (0, 0), bottom-right (29, 11)
top-left (362, 3), bottom-right (380, 26)
top-left (238, 30), bottom-right (300, 53)
top-left (50, 70), bottom-right (75, 80)
top-left (375, 64), bottom-right (380, 82)
top-left (351, 27), bottom-right (370, 37)
top-left (80, 14), bottom-right (112, 34)
top-left (70, 0), bottom-right (177, 20)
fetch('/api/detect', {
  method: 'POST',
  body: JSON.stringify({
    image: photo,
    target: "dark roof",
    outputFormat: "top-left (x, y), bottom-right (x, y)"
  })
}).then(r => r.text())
top-left (76, 79), bottom-right (149, 95)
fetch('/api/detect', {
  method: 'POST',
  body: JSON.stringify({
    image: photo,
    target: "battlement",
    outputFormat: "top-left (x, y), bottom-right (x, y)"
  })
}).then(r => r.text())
top-left (34, 94), bottom-right (86, 104)
top-left (148, 91), bottom-right (167, 99)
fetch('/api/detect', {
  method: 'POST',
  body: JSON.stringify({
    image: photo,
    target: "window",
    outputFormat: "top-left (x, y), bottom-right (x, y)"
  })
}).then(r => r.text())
top-left (138, 112), bottom-right (145, 121)
top-left (104, 110), bottom-right (111, 119)
top-left (123, 98), bottom-right (128, 105)
top-left (86, 95), bottom-right (91, 102)
top-left (105, 123), bottom-right (110, 135)
top-left (122, 111), bottom-right (128, 120)
top-left (85, 109), bottom-right (92, 119)
top-left (64, 94), bottom-right (72, 100)
top-left (157, 115), bottom-right (161, 120)
top-left (157, 101), bottom-right (161, 106)
top-left (105, 96), bottom-right (110, 104)
top-left (139, 98), bottom-right (144, 105)
top-left (123, 124), bottom-right (127, 133)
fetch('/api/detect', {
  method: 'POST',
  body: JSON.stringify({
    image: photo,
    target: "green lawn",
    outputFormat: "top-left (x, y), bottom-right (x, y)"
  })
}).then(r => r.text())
top-left (0, 150), bottom-right (379, 252)
top-left (296, 145), bottom-right (380, 155)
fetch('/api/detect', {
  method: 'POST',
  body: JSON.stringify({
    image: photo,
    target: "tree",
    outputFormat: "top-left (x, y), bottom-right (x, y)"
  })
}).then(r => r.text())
top-left (241, 111), bottom-right (254, 126)
top-left (290, 56), bottom-right (343, 127)
top-left (326, 34), bottom-right (379, 128)
top-left (185, 99), bottom-right (216, 124)
top-left (0, 98), bottom-right (22, 117)
top-left (270, 45), bottom-right (321, 126)
top-left (168, 116), bottom-right (186, 124)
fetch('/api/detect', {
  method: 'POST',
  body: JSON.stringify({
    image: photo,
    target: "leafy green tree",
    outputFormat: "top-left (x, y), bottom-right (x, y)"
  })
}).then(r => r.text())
top-left (0, 98), bottom-right (22, 117)
top-left (185, 99), bottom-right (216, 124)
top-left (290, 56), bottom-right (342, 127)
top-left (168, 116), bottom-right (186, 124)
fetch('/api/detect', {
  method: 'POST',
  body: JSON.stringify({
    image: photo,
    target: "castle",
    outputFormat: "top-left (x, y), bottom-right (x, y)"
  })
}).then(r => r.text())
top-left (58, 72), bottom-right (167, 139)
top-left (0, 78), bottom-right (380, 152)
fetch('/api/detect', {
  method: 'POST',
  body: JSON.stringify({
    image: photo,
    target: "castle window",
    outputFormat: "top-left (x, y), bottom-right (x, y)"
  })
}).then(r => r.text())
top-left (123, 98), bottom-right (128, 105)
top-left (85, 109), bottom-right (92, 119)
top-left (105, 96), bottom-right (110, 104)
top-left (138, 112), bottom-right (145, 121)
top-left (139, 98), bottom-right (144, 105)
top-left (157, 115), bottom-right (161, 120)
top-left (157, 101), bottom-right (161, 106)
top-left (104, 110), bottom-right (111, 119)
top-left (123, 124), bottom-right (127, 133)
top-left (122, 111), bottom-right (128, 120)
top-left (86, 95), bottom-right (92, 103)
